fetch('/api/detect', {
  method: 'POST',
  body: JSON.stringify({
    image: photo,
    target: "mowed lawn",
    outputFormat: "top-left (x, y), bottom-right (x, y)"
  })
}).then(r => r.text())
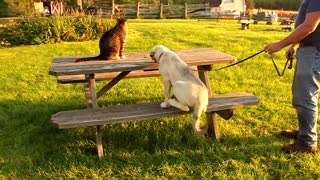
top-left (1, 19), bottom-right (320, 179)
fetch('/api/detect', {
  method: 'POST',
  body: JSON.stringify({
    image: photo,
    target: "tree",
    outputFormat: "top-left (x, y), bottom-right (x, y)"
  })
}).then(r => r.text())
top-left (1, 0), bottom-right (34, 17)
top-left (0, 0), bottom-right (9, 17)
top-left (253, 0), bottom-right (300, 11)
top-left (245, 0), bottom-right (254, 9)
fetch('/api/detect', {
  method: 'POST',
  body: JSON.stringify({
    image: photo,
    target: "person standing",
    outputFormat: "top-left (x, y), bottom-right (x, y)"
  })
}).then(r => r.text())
top-left (264, 0), bottom-right (320, 153)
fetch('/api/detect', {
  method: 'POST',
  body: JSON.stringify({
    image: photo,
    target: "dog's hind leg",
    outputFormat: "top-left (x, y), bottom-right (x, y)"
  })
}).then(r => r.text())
top-left (169, 81), bottom-right (192, 111)
top-left (192, 103), bottom-right (208, 136)
top-left (168, 98), bottom-right (190, 111)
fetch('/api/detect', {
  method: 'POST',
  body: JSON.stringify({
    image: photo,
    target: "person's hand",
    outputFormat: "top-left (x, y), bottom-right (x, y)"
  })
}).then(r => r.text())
top-left (286, 46), bottom-right (296, 60)
top-left (286, 43), bottom-right (300, 60)
top-left (264, 42), bottom-right (283, 54)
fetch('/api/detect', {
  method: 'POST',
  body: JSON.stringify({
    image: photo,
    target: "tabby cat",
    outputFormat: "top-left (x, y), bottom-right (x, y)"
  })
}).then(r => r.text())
top-left (76, 18), bottom-right (128, 62)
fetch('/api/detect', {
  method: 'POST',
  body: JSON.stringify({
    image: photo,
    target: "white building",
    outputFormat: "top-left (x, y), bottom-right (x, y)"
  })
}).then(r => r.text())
top-left (209, 0), bottom-right (247, 16)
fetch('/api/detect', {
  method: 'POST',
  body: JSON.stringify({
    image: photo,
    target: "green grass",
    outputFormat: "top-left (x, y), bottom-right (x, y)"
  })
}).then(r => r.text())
top-left (1, 19), bottom-right (320, 179)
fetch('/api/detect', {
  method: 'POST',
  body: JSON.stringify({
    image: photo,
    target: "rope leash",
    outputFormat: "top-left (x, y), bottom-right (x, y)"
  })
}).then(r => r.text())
top-left (214, 50), bottom-right (265, 71)
top-left (214, 50), bottom-right (294, 77)
top-left (271, 56), bottom-right (294, 76)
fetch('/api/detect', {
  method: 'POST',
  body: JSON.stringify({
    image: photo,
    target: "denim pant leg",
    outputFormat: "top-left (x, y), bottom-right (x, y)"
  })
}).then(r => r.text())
top-left (292, 46), bottom-right (320, 146)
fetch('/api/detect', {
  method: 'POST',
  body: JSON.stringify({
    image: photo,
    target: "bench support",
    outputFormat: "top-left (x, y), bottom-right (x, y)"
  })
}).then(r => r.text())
top-left (217, 109), bottom-right (233, 120)
top-left (97, 71), bottom-right (131, 99)
top-left (197, 65), bottom-right (220, 141)
top-left (85, 74), bottom-right (104, 159)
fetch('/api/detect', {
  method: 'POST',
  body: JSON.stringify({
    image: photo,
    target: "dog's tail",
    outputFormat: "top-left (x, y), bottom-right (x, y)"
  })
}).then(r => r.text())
top-left (192, 102), bottom-right (208, 136)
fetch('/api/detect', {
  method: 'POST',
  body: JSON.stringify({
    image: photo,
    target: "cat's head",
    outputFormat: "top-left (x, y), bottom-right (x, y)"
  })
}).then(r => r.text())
top-left (116, 18), bottom-right (127, 24)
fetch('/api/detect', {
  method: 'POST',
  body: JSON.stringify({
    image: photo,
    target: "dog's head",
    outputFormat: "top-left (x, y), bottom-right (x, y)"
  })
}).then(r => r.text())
top-left (150, 45), bottom-right (170, 63)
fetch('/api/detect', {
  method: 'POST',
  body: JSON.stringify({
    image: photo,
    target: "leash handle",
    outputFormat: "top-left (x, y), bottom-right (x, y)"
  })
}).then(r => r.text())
top-left (288, 58), bottom-right (294, 69)
top-left (271, 56), bottom-right (294, 76)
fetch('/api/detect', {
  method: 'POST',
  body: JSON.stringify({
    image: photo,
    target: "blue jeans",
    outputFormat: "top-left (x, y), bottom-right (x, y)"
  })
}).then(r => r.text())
top-left (292, 46), bottom-right (320, 146)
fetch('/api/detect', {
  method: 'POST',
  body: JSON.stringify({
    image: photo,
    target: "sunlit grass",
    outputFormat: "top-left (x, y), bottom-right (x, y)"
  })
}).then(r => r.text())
top-left (1, 19), bottom-right (320, 179)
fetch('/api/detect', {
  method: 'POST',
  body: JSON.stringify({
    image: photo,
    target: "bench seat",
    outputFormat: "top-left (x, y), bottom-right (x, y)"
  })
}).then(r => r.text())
top-left (51, 93), bottom-right (259, 129)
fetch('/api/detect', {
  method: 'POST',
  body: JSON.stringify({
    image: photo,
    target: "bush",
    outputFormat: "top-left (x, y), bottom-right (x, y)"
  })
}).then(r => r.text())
top-left (0, 16), bottom-right (114, 46)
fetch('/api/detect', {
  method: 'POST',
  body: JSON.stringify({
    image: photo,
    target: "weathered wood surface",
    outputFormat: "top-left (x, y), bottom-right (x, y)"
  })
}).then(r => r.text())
top-left (57, 68), bottom-right (199, 83)
top-left (49, 48), bottom-right (236, 76)
top-left (51, 93), bottom-right (259, 129)
top-left (49, 61), bottom-right (151, 76)
top-left (57, 70), bottom-right (160, 83)
top-left (57, 66), bottom-right (200, 83)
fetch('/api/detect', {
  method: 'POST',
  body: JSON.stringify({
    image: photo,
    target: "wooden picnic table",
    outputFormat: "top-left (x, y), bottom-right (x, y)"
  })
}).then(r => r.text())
top-left (49, 48), bottom-right (237, 102)
top-left (49, 48), bottom-right (259, 159)
top-left (50, 48), bottom-right (237, 75)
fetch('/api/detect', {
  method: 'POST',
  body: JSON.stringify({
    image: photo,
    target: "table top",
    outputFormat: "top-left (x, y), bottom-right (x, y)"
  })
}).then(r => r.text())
top-left (49, 48), bottom-right (236, 76)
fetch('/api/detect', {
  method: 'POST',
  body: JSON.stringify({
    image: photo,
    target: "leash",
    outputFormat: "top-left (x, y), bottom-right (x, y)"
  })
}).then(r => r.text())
top-left (271, 56), bottom-right (294, 76)
top-left (214, 50), bottom-right (264, 71)
top-left (214, 50), bottom-right (294, 76)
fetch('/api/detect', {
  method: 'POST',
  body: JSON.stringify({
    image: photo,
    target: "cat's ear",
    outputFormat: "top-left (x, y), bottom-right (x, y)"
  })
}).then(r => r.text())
top-left (117, 18), bottom-right (127, 23)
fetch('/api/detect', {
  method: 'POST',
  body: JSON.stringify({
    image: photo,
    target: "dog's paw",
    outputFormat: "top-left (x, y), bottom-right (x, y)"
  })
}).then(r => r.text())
top-left (168, 99), bottom-right (189, 111)
top-left (193, 126), bottom-right (208, 136)
top-left (160, 102), bottom-right (169, 108)
top-left (120, 55), bottom-right (126, 59)
top-left (181, 106), bottom-right (190, 112)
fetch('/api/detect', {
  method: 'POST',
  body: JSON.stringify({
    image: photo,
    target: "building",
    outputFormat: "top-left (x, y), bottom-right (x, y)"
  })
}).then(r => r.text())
top-left (209, 0), bottom-right (247, 16)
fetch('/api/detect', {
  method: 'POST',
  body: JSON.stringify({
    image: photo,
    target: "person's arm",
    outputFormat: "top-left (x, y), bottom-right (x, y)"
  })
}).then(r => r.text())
top-left (265, 11), bottom-right (320, 54)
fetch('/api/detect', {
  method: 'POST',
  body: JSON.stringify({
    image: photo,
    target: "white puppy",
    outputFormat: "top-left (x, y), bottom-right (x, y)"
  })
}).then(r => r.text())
top-left (150, 45), bottom-right (209, 135)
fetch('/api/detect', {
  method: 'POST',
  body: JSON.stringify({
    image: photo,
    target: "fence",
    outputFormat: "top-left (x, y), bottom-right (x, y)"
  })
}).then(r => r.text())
top-left (98, 3), bottom-right (210, 19)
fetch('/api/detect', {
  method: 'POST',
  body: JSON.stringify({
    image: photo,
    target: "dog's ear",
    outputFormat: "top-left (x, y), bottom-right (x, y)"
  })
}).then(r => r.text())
top-left (150, 51), bottom-right (156, 62)
top-left (150, 45), bottom-right (169, 62)
top-left (150, 46), bottom-right (161, 62)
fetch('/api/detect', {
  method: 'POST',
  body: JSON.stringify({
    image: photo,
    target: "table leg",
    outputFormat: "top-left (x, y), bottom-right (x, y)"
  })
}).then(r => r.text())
top-left (207, 112), bottom-right (220, 141)
top-left (84, 74), bottom-right (97, 109)
top-left (85, 74), bottom-right (104, 159)
top-left (197, 66), bottom-right (220, 141)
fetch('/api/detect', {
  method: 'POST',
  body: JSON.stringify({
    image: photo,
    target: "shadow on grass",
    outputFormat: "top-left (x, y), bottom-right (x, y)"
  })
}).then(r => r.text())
top-left (0, 97), bottom-right (286, 177)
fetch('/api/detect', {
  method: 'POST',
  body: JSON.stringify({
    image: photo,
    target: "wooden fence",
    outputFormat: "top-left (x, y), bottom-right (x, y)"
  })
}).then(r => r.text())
top-left (97, 3), bottom-right (211, 19)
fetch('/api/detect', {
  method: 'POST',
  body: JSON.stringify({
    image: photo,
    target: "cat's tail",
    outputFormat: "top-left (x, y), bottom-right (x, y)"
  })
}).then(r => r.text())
top-left (75, 56), bottom-right (101, 62)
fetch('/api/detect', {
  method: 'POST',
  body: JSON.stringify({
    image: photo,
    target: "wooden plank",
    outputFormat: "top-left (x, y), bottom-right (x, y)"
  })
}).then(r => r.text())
top-left (51, 93), bottom-right (259, 129)
top-left (57, 70), bottom-right (160, 83)
top-left (56, 66), bottom-right (197, 84)
top-left (49, 61), bottom-right (151, 76)
top-left (51, 49), bottom-right (236, 65)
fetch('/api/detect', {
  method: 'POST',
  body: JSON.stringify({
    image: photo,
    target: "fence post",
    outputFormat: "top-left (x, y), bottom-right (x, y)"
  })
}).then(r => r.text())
top-left (111, 0), bottom-right (115, 18)
top-left (184, 3), bottom-right (188, 18)
top-left (136, 2), bottom-right (140, 18)
top-left (205, 3), bottom-right (208, 12)
top-left (159, 3), bottom-right (163, 19)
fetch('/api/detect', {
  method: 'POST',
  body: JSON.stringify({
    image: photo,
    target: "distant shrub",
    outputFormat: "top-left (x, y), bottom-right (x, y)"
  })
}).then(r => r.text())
top-left (0, 16), bottom-right (114, 47)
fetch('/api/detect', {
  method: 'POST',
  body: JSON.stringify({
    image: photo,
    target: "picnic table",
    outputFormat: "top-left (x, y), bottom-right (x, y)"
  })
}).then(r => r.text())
top-left (49, 48), bottom-right (259, 159)
top-left (280, 19), bottom-right (295, 32)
